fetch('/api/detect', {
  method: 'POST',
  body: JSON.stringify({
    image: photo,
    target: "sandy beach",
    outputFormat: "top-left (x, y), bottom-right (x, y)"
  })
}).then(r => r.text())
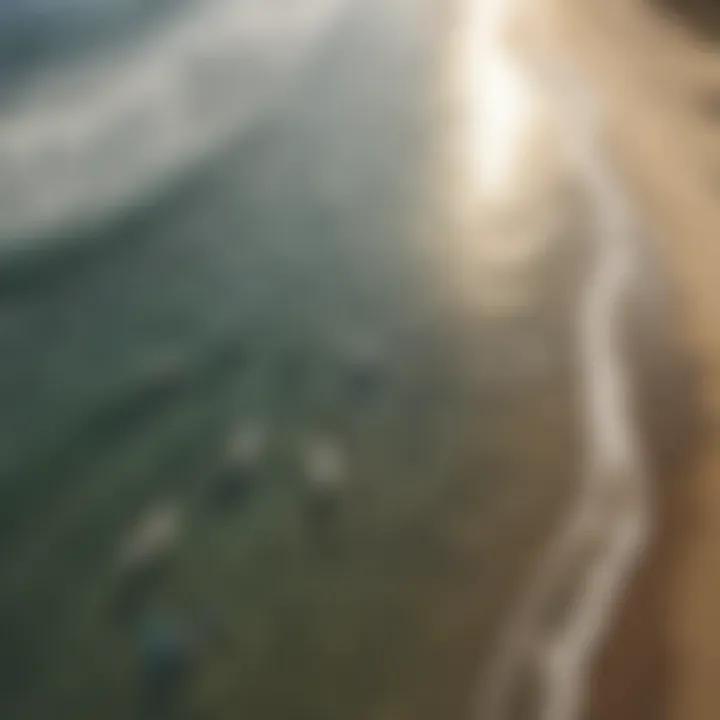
top-left (547, 1), bottom-right (720, 718)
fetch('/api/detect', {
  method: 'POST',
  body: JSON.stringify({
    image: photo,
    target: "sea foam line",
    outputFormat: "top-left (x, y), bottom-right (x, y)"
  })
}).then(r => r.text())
top-left (476, 49), bottom-right (651, 720)
top-left (0, 0), bottom-right (348, 244)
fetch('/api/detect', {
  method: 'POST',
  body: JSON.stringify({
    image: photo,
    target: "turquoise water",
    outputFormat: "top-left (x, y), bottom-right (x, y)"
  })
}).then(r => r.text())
top-left (0, 2), bottom-right (584, 718)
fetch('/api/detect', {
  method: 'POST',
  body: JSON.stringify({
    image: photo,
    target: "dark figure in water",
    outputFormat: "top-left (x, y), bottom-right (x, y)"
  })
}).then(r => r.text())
top-left (209, 462), bottom-right (256, 509)
top-left (302, 437), bottom-right (347, 551)
top-left (112, 503), bottom-right (183, 622)
top-left (344, 336), bottom-right (385, 398)
top-left (113, 560), bottom-right (169, 622)
top-left (138, 613), bottom-right (196, 719)
top-left (209, 421), bottom-right (266, 510)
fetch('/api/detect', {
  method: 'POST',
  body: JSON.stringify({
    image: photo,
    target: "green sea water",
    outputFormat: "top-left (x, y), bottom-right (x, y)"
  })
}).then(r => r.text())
top-left (0, 2), bottom-right (584, 717)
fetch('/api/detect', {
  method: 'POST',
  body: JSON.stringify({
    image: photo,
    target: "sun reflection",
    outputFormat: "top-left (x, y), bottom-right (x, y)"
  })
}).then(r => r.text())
top-left (465, 0), bottom-right (539, 204)
top-left (449, 0), bottom-right (565, 314)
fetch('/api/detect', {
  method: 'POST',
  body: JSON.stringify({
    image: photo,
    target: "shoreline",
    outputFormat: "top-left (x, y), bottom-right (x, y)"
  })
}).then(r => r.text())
top-left (475, 8), bottom-right (661, 715)
top-left (545, 1), bottom-right (720, 717)
top-left (588, 237), bottom-right (705, 720)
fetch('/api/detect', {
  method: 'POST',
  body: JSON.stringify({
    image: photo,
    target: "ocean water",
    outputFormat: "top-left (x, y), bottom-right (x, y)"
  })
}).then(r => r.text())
top-left (0, 1), bottom-right (587, 718)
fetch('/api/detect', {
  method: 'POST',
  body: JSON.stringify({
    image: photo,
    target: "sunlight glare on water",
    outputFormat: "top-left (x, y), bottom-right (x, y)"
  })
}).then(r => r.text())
top-left (465, 0), bottom-right (538, 204)
top-left (452, 0), bottom-right (544, 315)
top-left (453, 0), bottom-right (565, 315)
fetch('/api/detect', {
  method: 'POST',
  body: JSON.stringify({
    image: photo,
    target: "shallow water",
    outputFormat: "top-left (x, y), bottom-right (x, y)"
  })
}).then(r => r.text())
top-left (0, 1), bottom-right (587, 718)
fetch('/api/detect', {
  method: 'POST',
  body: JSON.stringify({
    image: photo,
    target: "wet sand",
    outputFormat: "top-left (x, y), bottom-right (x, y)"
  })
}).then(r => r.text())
top-left (548, 1), bottom-right (720, 718)
top-left (587, 239), bottom-right (702, 720)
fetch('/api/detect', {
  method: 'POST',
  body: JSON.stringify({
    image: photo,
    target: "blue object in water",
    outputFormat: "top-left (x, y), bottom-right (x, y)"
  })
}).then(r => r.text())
top-left (138, 613), bottom-right (194, 715)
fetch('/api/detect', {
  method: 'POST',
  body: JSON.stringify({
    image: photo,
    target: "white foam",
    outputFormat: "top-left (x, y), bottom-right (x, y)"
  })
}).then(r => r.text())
top-left (0, 0), bottom-right (347, 244)
top-left (477, 35), bottom-right (650, 720)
